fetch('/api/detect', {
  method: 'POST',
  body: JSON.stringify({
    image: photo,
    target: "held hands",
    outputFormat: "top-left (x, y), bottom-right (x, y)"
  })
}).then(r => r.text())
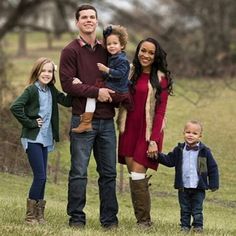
top-left (98, 88), bottom-right (115, 102)
top-left (97, 63), bottom-right (109, 74)
top-left (147, 141), bottom-right (158, 160)
top-left (36, 118), bottom-right (43, 127)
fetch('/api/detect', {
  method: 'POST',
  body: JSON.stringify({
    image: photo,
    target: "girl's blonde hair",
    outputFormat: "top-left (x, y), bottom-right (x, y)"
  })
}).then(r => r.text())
top-left (28, 57), bottom-right (56, 85)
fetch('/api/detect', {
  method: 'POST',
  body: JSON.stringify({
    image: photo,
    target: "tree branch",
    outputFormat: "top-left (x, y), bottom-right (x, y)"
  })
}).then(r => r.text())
top-left (0, 0), bottom-right (48, 40)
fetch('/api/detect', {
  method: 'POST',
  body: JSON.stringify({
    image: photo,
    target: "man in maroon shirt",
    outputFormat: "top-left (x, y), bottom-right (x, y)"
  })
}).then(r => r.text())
top-left (59, 4), bottom-right (118, 229)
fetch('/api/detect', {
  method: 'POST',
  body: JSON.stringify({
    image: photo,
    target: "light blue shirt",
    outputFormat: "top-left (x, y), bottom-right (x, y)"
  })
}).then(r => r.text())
top-left (182, 143), bottom-right (199, 188)
top-left (21, 81), bottom-right (54, 152)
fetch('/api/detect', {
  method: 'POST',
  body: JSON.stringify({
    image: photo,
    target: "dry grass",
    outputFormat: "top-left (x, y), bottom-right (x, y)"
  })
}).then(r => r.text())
top-left (1, 32), bottom-right (236, 235)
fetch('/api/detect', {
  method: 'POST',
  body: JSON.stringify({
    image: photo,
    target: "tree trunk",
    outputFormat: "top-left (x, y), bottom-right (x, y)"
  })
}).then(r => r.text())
top-left (17, 29), bottom-right (27, 56)
top-left (0, 45), bottom-right (7, 109)
top-left (46, 32), bottom-right (53, 50)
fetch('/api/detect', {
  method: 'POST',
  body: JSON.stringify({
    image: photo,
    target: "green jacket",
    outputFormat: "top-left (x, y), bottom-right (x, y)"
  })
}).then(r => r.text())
top-left (10, 84), bottom-right (72, 142)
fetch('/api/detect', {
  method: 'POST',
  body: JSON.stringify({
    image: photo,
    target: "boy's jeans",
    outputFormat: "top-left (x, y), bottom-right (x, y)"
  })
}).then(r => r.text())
top-left (178, 188), bottom-right (205, 229)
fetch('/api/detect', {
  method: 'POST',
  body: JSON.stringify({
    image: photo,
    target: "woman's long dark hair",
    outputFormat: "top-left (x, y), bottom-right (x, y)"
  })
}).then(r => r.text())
top-left (130, 38), bottom-right (173, 102)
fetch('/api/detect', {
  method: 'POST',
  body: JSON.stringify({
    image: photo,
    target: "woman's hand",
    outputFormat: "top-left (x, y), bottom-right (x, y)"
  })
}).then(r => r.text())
top-left (147, 141), bottom-right (158, 160)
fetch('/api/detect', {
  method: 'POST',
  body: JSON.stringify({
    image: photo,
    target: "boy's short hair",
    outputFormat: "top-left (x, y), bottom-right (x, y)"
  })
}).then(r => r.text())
top-left (75, 4), bottom-right (98, 20)
top-left (184, 120), bottom-right (203, 133)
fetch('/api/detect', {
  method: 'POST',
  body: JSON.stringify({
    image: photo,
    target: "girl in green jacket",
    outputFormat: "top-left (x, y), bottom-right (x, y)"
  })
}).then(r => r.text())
top-left (10, 57), bottom-right (71, 225)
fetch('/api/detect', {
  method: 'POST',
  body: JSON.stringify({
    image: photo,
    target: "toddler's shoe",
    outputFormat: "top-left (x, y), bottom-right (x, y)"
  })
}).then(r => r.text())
top-left (193, 227), bottom-right (203, 234)
top-left (180, 226), bottom-right (190, 233)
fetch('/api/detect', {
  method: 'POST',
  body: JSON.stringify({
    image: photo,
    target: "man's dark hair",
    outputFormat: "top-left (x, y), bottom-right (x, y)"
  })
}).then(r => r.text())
top-left (75, 4), bottom-right (98, 20)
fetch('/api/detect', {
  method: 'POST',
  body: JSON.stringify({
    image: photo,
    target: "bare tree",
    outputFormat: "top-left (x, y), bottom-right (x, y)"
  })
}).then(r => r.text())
top-left (1, 0), bottom-right (236, 77)
top-left (53, 0), bottom-right (70, 39)
top-left (157, 0), bottom-right (235, 76)
top-left (104, 0), bottom-right (236, 77)
top-left (0, 0), bottom-right (49, 40)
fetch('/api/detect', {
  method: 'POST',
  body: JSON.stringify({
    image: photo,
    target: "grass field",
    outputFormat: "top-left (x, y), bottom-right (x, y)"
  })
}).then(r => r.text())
top-left (1, 32), bottom-right (236, 235)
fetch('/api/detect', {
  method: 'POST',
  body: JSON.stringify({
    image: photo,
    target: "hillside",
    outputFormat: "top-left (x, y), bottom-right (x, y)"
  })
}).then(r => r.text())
top-left (1, 32), bottom-right (236, 235)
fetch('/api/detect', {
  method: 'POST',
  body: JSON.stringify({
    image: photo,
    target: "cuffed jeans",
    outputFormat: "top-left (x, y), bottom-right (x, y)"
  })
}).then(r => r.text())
top-left (178, 188), bottom-right (205, 229)
top-left (27, 143), bottom-right (48, 200)
top-left (67, 116), bottom-right (118, 227)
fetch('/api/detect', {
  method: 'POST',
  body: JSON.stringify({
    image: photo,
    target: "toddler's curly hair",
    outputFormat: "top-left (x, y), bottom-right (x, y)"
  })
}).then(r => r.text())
top-left (103, 25), bottom-right (128, 49)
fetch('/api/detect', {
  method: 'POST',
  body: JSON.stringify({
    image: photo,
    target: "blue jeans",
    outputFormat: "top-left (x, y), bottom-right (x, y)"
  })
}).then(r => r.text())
top-left (67, 116), bottom-right (118, 227)
top-left (178, 188), bottom-right (205, 229)
top-left (27, 143), bottom-right (48, 200)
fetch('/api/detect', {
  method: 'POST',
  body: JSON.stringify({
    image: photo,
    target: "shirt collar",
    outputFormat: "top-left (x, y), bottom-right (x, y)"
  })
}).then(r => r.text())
top-left (35, 81), bottom-right (48, 92)
top-left (184, 142), bottom-right (200, 150)
top-left (110, 51), bottom-right (125, 58)
top-left (78, 36), bottom-right (102, 48)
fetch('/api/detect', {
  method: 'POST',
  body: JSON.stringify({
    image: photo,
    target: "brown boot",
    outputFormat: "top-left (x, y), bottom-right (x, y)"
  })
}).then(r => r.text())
top-left (129, 176), bottom-right (152, 227)
top-left (25, 198), bottom-right (38, 224)
top-left (36, 200), bottom-right (46, 224)
top-left (72, 112), bottom-right (93, 133)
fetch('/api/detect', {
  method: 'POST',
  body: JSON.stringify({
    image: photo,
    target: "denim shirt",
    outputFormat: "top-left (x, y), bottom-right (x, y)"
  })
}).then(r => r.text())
top-left (21, 81), bottom-right (54, 152)
top-left (105, 51), bottom-right (130, 93)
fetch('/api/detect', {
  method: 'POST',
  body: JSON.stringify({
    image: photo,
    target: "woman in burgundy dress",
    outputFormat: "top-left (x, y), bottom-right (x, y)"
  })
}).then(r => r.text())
top-left (117, 38), bottom-right (173, 227)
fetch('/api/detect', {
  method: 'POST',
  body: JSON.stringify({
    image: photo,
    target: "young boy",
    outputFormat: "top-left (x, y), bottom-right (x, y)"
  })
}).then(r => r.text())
top-left (157, 120), bottom-right (219, 233)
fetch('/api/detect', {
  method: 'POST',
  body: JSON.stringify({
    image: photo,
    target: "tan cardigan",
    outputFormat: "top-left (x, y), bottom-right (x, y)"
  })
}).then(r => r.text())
top-left (117, 68), bottom-right (167, 142)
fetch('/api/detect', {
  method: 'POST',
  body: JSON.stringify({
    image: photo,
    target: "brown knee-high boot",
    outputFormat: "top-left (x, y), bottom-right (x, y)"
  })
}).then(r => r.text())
top-left (36, 200), bottom-right (46, 224)
top-left (71, 112), bottom-right (93, 133)
top-left (25, 198), bottom-right (38, 224)
top-left (129, 176), bottom-right (152, 227)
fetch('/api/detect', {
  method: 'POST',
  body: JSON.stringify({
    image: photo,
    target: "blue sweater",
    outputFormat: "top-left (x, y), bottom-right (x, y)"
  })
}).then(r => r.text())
top-left (158, 142), bottom-right (219, 190)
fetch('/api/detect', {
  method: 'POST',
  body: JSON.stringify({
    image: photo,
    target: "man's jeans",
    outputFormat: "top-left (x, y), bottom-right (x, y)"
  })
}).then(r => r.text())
top-left (178, 188), bottom-right (205, 229)
top-left (67, 116), bottom-right (118, 227)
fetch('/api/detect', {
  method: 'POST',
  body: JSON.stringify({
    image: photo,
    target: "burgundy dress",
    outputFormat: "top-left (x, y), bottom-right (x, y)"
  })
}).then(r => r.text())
top-left (118, 72), bottom-right (168, 170)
